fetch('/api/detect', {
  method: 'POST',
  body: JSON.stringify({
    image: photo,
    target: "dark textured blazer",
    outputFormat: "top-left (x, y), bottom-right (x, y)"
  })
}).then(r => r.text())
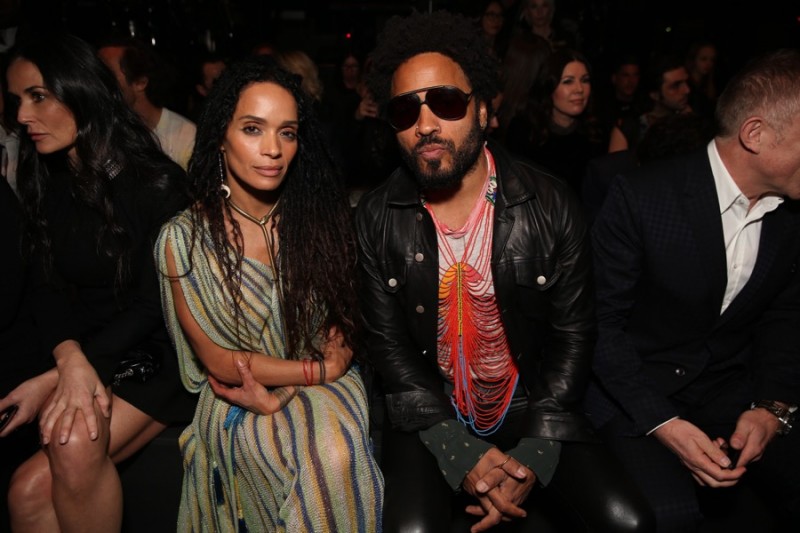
top-left (585, 147), bottom-right (800, 436)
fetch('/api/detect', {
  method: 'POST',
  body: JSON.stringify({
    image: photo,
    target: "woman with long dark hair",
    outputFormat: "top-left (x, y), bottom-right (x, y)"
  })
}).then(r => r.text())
top-left (507, 48), bottom-right (604, 195)
top-left (2, 34), bottom-right (194, 531)
top-left (156, 56), bottom-right (383, 531)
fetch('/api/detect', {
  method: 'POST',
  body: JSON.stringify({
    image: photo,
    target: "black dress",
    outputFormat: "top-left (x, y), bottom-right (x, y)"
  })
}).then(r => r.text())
top-left (29, 163), bottom-right (196, 424)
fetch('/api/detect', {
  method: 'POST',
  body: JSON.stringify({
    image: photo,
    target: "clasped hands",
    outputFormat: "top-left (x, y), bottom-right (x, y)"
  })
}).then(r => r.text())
top-left (653, 409), bottom-right (780, 487)
top-left (462, 447), bottom-right (536, 533)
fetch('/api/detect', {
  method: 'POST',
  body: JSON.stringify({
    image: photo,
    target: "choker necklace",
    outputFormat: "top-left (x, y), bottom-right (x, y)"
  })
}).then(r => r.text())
top-left (226, 197), bottom-right (287, 329)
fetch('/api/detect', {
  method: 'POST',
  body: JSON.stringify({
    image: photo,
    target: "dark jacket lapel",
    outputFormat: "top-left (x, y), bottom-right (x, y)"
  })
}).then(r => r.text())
top-left (683, 151), bottom-right (728, 307)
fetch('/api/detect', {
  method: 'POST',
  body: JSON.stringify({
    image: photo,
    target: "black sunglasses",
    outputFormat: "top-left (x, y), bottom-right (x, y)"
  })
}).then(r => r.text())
top-left (387, 85), bottom-right (473, 131)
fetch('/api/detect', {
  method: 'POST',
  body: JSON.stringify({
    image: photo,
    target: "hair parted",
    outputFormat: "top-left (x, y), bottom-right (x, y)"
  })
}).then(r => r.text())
top-left (185, 55), bottom-right (359, 357)
top-left (367, 10), bottom-right (500, 111)
top-left (715, 48), bottom-right (800, 138)
top-left (9, 32), bottom-right (181, 282)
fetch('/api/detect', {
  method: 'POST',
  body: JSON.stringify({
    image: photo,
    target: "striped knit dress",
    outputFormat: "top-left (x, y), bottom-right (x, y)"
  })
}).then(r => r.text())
top-left (156, 210), bottom-right (383, 532)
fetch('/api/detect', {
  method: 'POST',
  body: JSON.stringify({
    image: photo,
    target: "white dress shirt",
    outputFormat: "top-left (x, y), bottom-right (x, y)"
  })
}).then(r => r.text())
top-left (708, 140), bottom-right (782, 314)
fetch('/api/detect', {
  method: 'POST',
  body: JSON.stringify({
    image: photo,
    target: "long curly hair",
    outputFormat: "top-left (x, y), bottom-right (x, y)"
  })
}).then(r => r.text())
top-left (9, 33), bottom-right (180, 283)
top-left (186, 55), bottom-right (359, 357)
top-left (367, 10), bottom-right (500, 116)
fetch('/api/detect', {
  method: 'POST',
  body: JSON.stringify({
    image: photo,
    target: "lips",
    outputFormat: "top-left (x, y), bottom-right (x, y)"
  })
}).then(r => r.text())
top-left (28, 131), bottom-right (46, 141)
top-left (253, 166), bottom-right (283, 177)
top-left (417, 144), bottom-right (446, 160)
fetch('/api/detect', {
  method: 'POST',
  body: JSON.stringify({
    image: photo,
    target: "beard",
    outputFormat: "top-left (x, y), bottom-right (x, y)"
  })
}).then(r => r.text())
top-left (400, 114), bottom-right (485, 191)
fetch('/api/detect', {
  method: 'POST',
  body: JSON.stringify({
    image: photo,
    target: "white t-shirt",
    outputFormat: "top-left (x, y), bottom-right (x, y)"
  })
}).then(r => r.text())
top-left (154, 108), bottom-right (196, 170)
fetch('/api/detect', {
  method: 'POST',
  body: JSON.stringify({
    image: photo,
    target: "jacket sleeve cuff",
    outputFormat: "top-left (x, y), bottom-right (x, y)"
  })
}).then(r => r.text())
top-left (506, 438), bottom-right (561, 487)
top-left (419, 420), bottom-right (493, 490)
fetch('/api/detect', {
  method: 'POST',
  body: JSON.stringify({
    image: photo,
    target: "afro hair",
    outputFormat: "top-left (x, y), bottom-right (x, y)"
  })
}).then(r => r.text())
top-left (367, 10), bottom-right (500, 111)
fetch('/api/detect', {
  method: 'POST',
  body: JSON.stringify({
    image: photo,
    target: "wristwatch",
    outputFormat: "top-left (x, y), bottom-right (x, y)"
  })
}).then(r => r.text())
top-left (750, 400), bottom-right (798, 435)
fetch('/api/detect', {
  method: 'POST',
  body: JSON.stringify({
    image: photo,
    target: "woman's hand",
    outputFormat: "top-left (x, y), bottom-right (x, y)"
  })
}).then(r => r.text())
top-left (0, 368), bottom-right (59, 437)
top-left (321, 326), bottom-right (353, 383)
top-left (208, 356), bottom-right (297, 415)
top-left (40, 340), bottom-right (110, 445)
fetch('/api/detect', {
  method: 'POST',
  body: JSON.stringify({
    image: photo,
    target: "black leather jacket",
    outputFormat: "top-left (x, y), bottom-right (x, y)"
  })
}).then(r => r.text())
top-left (355, 143), bottom-right (596, 442)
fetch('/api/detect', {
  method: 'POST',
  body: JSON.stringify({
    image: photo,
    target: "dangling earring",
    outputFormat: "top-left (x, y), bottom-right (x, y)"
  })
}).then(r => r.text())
top-left (218, 151), bottom-right (230, 198)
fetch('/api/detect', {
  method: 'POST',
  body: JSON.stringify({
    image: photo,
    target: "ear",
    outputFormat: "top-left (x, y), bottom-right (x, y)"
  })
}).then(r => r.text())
top-left (132, 76), bottom-right (148, 94)
top-left (739, 116), bottom-right (764, 154)
top-left (479, 100), bottom-right (489, 130)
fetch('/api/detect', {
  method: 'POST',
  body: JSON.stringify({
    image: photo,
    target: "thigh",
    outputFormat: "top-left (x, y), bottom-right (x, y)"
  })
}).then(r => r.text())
top-left (599, 423), bottom-right (701, 533)
top-left (746, 427), bottom-right (800, 524)
top-left (108, 394), bottom-right (166, 463)
top-left (381, 424), bottom-right (453, 533)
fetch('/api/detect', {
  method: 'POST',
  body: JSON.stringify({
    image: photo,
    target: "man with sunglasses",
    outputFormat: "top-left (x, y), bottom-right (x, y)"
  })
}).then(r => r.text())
top-left (355, 10), bottom-right (652, 533)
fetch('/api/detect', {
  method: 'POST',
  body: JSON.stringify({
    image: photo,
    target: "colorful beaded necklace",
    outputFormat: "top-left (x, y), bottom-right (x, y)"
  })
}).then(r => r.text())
top-left (423, 148), bottom-right (519, 436)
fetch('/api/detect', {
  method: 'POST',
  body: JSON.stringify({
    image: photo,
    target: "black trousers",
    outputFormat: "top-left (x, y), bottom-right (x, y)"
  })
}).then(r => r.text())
top-left (381, 406), bottom-right (655, 533)
top-left (598, 372), bottom-right (800, 533)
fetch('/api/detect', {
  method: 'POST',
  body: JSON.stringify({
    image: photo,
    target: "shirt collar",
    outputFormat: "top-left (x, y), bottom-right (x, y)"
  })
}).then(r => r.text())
top-left (708, 139), bottom-right (783, 217)
top-left (708, 140), bottom-right (742, 215)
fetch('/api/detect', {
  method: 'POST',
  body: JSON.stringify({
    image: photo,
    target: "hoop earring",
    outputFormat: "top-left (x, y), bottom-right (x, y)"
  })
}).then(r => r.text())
top-left (218, 151), bottom-right (231, 198)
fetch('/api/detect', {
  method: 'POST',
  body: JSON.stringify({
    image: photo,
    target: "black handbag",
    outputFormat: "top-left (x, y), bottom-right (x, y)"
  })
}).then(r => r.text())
top-left (112, 343), bottom-right (162, 386)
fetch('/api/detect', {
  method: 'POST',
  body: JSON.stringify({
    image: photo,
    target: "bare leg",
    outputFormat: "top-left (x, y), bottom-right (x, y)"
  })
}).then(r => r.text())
top-left (8, 394), bottom-right (167, 533)
top-left (48, 401), bottom-right (119, 533)
top-left (8, 451), bottom-right (58, 532)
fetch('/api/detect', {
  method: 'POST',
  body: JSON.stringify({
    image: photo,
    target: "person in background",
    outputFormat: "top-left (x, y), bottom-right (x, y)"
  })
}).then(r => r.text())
top-left (588, 48), bottom-right (800, 532)
top-left (594, 53), bottom-right (648, 145)
top-left (2, 33), bottom-right (194, 532)
top-left (515, 0), bottom-right (578, 50)
top-left (157, 55), bottom-right (383, 532)
top-left (477, 0), bottom-right (508, 59)
top-left (493, 31), bottom-right (550, 141)
top-left (187, 51), bottom-right (226, 121)
top-left (98, 37), bottom-right (197, 170)
top-left (506, 48), bottom-right (604, 196)
top-left (357, 10), bottom-right (653, 532)
top-left (608, 53), bottom-right (692, 153)
top-left (685, 41), bottom-right (719, 120)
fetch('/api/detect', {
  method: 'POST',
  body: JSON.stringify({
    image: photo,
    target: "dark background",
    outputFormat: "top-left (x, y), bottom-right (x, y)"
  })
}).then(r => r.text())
top-left (4, 0), bottom-right (799, 112)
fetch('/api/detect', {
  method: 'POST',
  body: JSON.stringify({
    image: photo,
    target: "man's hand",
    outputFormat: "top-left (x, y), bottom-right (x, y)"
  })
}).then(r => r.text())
top-left (728, 407), bottom-right (780, 467)
top-left (208, 356), bottom-right (297, 415)
top-left (462, 447), bottom-right (534, 532)
top-left (653, 418), bottom-right (745, 486)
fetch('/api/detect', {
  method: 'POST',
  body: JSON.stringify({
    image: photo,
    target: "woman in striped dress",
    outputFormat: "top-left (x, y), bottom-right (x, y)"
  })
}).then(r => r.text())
top-left (156, 56), bottom-right (383, 532)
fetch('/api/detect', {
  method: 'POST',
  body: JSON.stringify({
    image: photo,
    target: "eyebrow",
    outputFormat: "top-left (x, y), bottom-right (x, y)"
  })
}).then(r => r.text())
top-left (236, 114), bottom-right (299, 127)
top-left (14, 85), bottom-right (48, 96)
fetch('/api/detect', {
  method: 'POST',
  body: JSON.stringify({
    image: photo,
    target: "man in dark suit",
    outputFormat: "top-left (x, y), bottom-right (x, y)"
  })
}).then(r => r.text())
top-left (587, 49), bottom-right (800, 532)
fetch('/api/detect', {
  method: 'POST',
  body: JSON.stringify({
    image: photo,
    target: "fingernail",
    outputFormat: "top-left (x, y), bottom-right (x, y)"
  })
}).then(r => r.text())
top-left (720, 457), bottom-right (731, 467)
top-left (476, 481), bottom-right (488, 492)
top-left (237, 359), bottom-right (246, 367)
top-left (90, 431), bottom-right (98, 440)
top-left (60, 435), bottom-right (67, 444)
top-left (516, 467), bottom-right (526, 477)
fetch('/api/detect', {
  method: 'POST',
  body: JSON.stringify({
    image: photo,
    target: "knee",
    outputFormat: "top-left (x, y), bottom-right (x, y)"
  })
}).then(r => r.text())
top-left (45, 415), bottom-right (109, 489)
top-left (8, 455), bottom-right (52, 518)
